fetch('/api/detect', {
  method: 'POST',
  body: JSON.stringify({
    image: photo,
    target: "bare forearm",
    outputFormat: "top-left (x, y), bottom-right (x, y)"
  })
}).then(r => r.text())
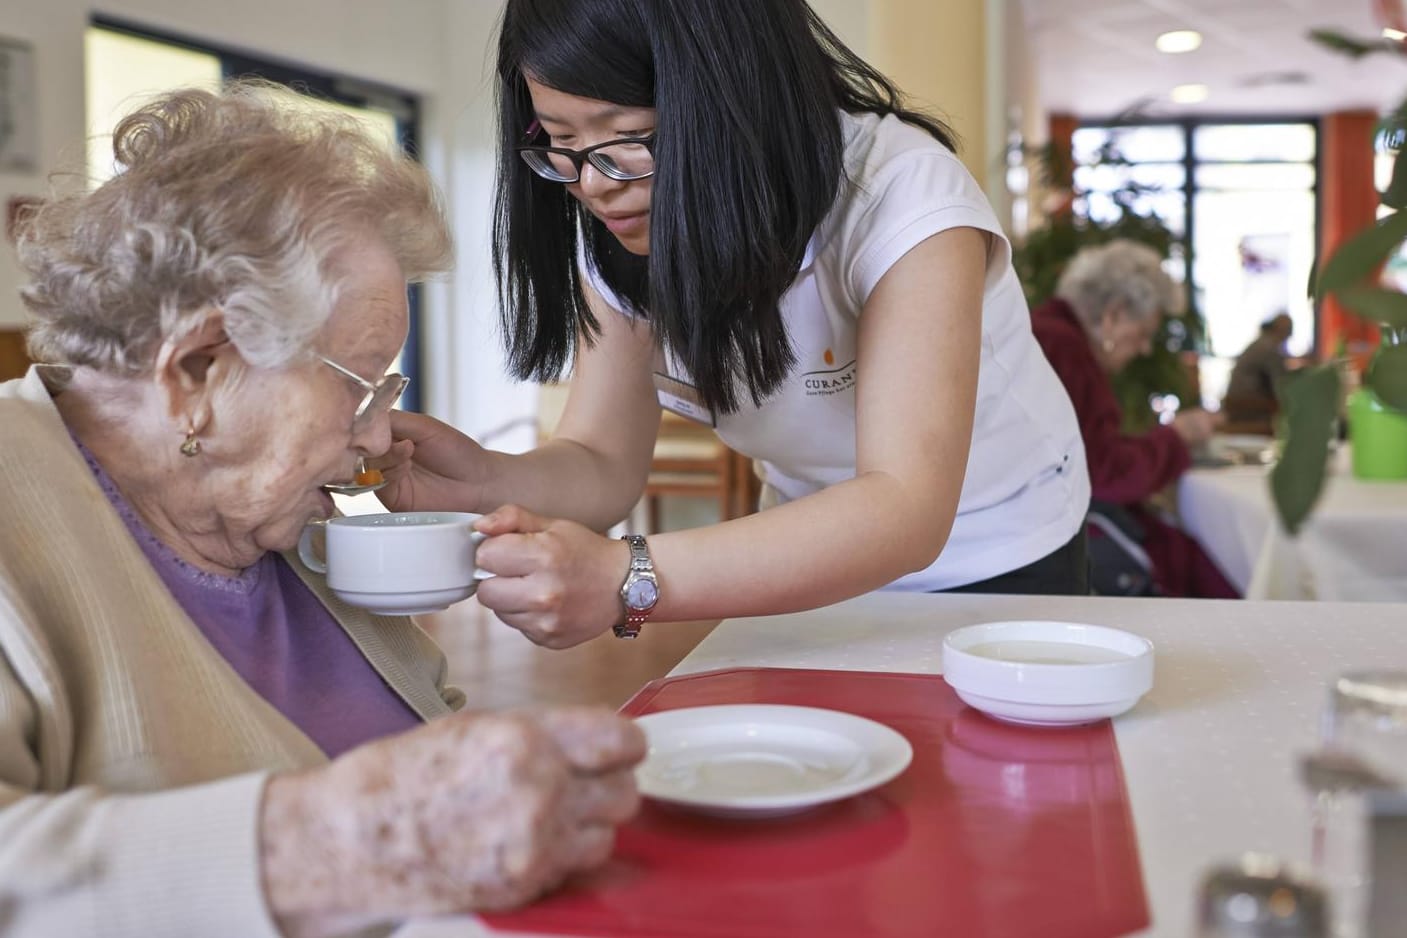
top-left (475, 438), bottom-right (648, 531)
top-left (646, 472), bottom-right (952, 622)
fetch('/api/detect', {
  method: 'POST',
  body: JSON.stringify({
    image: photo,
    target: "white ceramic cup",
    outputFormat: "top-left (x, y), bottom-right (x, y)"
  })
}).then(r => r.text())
top-left (297, 511), bottom-right (489, 615)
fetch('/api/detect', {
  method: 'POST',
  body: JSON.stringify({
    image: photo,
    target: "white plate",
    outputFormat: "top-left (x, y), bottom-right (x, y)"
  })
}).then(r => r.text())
top-left (941, 621), bottom-right (1155, 727)
top-left (634, 704), bottom-right (913, 818)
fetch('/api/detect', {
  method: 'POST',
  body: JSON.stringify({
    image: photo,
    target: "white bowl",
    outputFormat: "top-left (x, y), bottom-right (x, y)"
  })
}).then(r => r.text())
top-left (941, 621), bottom-right (1155, 727)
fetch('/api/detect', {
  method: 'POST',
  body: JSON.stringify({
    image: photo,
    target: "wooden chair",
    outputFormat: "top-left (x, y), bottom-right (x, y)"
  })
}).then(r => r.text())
top-left (644, 412), bottom-right (760, 533)
top-left (0, 329), bottom-right (32, 382)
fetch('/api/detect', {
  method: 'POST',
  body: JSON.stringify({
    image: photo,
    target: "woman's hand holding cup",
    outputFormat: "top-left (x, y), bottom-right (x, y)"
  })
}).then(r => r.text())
top-left (472, 505), bottom-right (633, 649)
top-left (259, 706), bottom-right (645, 937)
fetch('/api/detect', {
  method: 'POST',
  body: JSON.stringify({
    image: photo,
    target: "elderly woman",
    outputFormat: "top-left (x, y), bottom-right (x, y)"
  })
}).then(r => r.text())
top-left (0, 83), bottom-right (642, 938)
top-left (1030, 240), bottom-right (1237, 599)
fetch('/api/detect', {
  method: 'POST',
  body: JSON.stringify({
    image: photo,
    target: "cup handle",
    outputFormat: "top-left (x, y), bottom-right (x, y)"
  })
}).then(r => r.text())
top-left (298, 520), bottom-right (328, 574)
top-left (471, 530), bottom-right (493, 581)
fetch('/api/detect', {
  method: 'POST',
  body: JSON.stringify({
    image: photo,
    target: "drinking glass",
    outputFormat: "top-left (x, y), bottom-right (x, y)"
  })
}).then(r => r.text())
top-left (1308, 671), bottom-right (1407, 938)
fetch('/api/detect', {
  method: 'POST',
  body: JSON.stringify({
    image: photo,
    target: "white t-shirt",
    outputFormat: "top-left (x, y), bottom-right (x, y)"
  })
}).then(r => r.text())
top-left (587, 110), bottom-right (1090, 590)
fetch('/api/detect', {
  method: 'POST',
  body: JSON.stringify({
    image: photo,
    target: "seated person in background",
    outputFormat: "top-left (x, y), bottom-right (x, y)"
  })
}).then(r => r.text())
top-left (1030, 240), bottom-right (1238, 599)
top-left (1222, 313), bottom-right (1293, 433)
top-left (1, 83), bottom-right (641, 938)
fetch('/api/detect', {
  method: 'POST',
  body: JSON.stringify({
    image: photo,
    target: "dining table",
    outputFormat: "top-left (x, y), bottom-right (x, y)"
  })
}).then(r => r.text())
top-left (397, 590), bottom-right (1407, 938)
top-left (1178, 444), bottom-right (1407, 602)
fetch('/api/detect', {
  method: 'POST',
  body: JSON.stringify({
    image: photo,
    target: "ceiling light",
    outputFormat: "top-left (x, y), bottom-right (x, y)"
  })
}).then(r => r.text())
top-left (1170, 83), bottom-right (1210, 104)
top-left (1384, 27), bottom-right (1407, 41)
top-left (1156, 30), bottom-right (1203, 54)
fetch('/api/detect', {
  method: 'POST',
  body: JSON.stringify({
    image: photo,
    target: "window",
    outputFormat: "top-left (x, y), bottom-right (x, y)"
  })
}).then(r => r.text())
top-left (1072, 125), bottom-right (1187, 237)
top-left (1190, 125), bottom-right (1316, 365)
top-left (85, 29), bottom-right (223, 184)
top-left (1074, 120), bottom-right (1318, 408)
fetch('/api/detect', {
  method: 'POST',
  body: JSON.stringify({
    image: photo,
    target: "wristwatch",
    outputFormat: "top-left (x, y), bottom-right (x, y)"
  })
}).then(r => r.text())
top-left (614, 534), bottom-right (659, 639)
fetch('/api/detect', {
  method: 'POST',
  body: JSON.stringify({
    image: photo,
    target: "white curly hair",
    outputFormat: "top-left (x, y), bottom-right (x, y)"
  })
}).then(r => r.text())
top-left (18, 80), bottom-right (452, 374)
top-left (1055, 239), bottom-right (1184, 331)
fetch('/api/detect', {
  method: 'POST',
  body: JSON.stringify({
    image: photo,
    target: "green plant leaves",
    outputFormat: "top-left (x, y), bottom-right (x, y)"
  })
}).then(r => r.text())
top-left (1367, 343), bottom-right (1407, 410)
top-left (1278, 29), bottom-right (1407, 538)
top-left (1338, 288), bottom-right (1407, 329)
top-left (1318, 211), bottom-right (1407, 294)
top-left (1271, 364), bottom-right (1341, 535)
top-left (1308, 28), bottom-right (1387, 59)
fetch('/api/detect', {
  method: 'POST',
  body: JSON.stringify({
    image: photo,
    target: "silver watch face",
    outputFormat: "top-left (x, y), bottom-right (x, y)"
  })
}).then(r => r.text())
top-left (625, 577), bottom-right (659, 610)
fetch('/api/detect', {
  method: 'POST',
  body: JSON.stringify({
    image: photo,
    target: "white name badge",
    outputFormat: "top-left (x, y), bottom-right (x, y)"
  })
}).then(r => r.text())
top-left (652, 371), bottom-right (716, 427)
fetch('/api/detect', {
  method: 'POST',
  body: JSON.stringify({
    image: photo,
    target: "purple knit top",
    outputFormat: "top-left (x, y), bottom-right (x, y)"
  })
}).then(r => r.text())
top-left (78, 443), bottom-right (423, 757)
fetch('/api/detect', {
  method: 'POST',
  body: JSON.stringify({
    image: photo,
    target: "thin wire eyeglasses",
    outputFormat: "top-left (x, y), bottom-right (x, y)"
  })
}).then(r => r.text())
top-left (516, 122), bottom-right (655, 184)
top-left (318, 355), bottom-right (409, 430)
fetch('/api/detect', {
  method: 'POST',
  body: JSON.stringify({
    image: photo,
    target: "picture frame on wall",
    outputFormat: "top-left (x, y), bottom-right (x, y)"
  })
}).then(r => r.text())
top-left (0, 37), bottom-right (38, 173)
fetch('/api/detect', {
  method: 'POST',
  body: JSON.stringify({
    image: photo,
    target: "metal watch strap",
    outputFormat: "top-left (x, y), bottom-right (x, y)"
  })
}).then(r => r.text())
top-left (614, 534), bottom-right (656, 639)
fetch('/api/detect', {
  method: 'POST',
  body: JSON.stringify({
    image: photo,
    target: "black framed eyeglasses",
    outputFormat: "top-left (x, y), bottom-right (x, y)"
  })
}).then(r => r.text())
top-left (516, 124), bottom-right (656, 183)
top-left (319, 356), bottom-right (409, 431)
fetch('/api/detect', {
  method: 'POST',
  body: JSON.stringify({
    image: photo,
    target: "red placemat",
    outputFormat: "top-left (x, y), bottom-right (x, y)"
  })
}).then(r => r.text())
top-left (482, 667), bottom-right (1149, 938)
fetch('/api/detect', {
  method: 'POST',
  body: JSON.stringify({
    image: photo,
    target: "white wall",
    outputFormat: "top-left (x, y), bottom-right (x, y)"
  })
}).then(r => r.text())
top-left (808, 0), bottom-right (870, 53)
top-left (432, 2), bottom-right (539, 450)
top-left (812, 0), bottom-right (1014, 217)
top-left (1, 1), bottom-right (88, 329)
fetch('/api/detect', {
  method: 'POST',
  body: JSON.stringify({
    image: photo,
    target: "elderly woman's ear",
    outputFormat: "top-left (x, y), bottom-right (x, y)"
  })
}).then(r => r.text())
top-left (152, 310), bottom-right (235, 436)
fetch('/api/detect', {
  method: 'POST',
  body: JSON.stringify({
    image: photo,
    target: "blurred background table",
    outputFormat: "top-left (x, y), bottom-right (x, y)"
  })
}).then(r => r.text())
top-left (1178, 447), bottom-right (1407, 602)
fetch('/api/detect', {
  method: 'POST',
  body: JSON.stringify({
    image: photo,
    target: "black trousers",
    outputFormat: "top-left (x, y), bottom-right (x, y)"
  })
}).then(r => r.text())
top-left (939, 529), bottom-right (1091, 596)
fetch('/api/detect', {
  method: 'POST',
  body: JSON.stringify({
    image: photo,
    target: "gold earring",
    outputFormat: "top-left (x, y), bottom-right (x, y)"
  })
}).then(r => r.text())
top-left (179, 428), bottom-right (202, 458)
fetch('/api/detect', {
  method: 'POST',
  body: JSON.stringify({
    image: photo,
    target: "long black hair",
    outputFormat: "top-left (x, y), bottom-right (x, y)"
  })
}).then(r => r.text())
top-left (494, 0), bottom-right (955, 414)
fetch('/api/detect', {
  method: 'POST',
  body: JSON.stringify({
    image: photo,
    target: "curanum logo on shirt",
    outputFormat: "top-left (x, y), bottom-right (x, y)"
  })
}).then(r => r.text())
top-left (802, 348), bottom-right (857, 397)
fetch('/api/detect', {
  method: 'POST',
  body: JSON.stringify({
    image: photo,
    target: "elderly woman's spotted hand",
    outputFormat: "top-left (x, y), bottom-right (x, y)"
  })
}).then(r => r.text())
top-left (259, 707), bottom-right (644, 936)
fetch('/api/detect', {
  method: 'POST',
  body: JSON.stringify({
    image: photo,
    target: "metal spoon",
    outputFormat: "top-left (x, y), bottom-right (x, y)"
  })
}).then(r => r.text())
top-left (320, 458), bottom-right (388, 496)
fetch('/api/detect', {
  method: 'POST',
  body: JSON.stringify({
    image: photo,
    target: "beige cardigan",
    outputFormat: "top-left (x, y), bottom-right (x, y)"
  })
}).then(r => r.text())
top-left (0, 367), bottom-right (463, 937)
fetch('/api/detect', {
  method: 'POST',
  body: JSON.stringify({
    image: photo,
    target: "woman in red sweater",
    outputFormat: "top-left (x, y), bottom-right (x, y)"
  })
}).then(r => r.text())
top-left (1030, 240), bottom-right (1238, 598)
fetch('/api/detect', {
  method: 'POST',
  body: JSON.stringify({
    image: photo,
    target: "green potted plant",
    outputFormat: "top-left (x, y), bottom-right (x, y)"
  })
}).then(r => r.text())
top-left (1013, 136), bottom-right (1202, 432)
top-left (1271, 30), bottom-right (1407, 533)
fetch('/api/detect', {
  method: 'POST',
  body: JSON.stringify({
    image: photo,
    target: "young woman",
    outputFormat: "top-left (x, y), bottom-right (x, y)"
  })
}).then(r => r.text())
top-left (377, 0), bottom-right (1091, 647)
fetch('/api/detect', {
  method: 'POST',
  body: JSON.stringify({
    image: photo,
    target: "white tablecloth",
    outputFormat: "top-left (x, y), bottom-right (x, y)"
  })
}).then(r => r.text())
top-left (1178, 454), bottom-right (1407, 602)
top-left (401, 592), bottom-right (1407, 938)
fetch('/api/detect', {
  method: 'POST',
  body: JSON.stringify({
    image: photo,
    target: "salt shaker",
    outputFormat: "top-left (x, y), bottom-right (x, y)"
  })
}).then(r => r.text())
top-left (1197, 854), bottom-right (1330, 938)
